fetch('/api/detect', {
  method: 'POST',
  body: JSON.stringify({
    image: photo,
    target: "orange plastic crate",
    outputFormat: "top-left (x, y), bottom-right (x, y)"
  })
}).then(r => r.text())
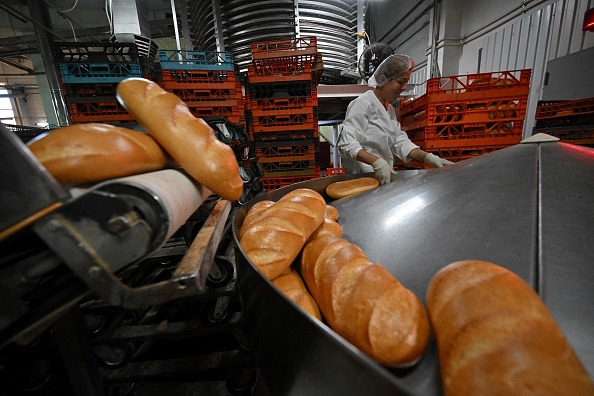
top-left (406, 120), bottom-right (523, 148)
top-left (250, 110), bottom-right (317, 133)
top-left (400, 69), bottom-right (531, 117)
top-left (395, 143), bottom-right (513, 169)
top-left (162, 86), bottom-right (242, 102)
top-left (261, 171), bottom-right (321, 191)
top-left (401, 98), bottom-right (528, 130)
top-left (535, 97), bottom-right (594, 119)
top-left (186, 104), bottom-right (243, 119)
top-left (255, 140), bottom-right (318, 161)
top-left (161, 69), bottom-right (237, 83)
top-left (251, 37), bottom-right (318, 60)
top-left (247, 68), bottom-right (317, 85)
top-left (68, 101), bottom-right (133, 123)
top-left (250, 129), bottom-right (318, 143)
top-left (246, 96), bottom-right (318, 111)
top-left (260, 160), bottom-right (318, 177)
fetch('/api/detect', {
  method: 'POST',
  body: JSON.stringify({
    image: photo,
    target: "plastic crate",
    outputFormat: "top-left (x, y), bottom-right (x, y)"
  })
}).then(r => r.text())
top-left (251, 36), bottom-right (318, 60)
top-left (400, 69), bottom-right (532, 117)
top-left (246, 80), bottom-right (314, 100)
top-left (162, 85), bottom-right (243, 101)
top-left (405, 121), bottom-right (523, 149)
top-left (261, 171), bottom-right (321, 191)
top-left (535, 97), bottom-right (594, 119)
top-left (59, 63), bottom-right (142, 83)
top-left (401, 98), bottom-right (527, 130)
top-left (249, 112), bottom-right (317, 133)
top-left (61, 82), bottom-right (119, 97)
top-left (254, 139), bottom-right (318, 158)
top-left (246, 96), bottom-right (318, 111)
top-left (55, 42), bottom-right (142, 63)
top-left (161, 69), bottom-right (238, 84)
top-left (250, 128), bottom-right (318, 143)
top-left (247, 65), bottom-right (317, 84)
top-left (159, 50), bottom-right (234, 71)
top-left (532, 125), bottom-right (594, 146)
top-left (255, 141), bottom-right (318, 163)
top-left (68, 101), bottom-right (133, 123)
top-left (395, 144), bottom-right (513, 170)
top-left (186, 103), bottom-right (243, 120)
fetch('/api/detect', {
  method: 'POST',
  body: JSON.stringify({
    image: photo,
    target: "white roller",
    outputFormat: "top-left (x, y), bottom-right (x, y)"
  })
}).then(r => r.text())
top-left (96, 169), bottom-right (210, 239)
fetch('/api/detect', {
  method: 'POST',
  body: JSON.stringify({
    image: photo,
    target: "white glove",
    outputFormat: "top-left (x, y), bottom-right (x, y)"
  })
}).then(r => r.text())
top-left (424, 153), bottom-right (454, 168)
top-left (371, 157), bottom-right (396, 185)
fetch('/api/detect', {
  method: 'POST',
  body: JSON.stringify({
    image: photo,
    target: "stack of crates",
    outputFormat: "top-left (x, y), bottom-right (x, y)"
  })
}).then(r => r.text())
top-left (532, 97), bottom-right (594, 147)
top-left (157, 50), bottom-right (244, 125)
top-left (398, 69), bottom-right (532, 168)
top-left (55, 42), bottom-right (156, 124)
top-left (245, 37), bottom-right (323, 191)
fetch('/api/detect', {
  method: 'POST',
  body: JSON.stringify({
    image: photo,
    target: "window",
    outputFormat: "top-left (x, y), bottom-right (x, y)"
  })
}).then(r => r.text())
top-left (0, 87), bottom-right (16, 125)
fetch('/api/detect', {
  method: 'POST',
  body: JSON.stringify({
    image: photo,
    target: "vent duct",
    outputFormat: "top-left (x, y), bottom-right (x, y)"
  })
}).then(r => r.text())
top-left (110, 0), bottom-right (151, 43)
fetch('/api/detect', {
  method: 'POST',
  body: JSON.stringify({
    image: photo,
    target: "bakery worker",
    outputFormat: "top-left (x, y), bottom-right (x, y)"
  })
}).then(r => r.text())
top-left (338, 54), bottom-right (453, 184)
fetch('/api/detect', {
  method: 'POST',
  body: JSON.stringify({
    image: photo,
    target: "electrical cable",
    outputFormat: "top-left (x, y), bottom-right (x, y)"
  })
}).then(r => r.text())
top-left (58, 0), bottom-right (79, 13)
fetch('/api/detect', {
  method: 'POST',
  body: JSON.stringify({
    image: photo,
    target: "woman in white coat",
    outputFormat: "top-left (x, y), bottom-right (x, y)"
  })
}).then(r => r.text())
top-left (338, 54), bottom-right (453, 184)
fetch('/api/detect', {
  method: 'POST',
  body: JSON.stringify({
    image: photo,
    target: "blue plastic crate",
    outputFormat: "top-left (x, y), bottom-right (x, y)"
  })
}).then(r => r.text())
top-left (59, 63), bottom-right (142, 83)
top-left (158, 50), bottom-right (234, 71)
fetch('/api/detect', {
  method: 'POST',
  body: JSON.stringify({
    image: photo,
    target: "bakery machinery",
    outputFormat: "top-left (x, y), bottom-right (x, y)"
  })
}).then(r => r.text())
top-left (232, 134), bottom-right (594, 395)
top-left (0, 123), bottom-right (258, 395)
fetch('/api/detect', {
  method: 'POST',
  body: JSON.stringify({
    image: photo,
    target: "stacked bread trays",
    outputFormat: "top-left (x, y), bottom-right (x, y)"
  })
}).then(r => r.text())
top-left (55, 42), bottom-right (157, 125)
top-left (245, 37), bottom-right (324, 191)
top-left (532, 97), bottom-right (594, 147)
top-left (398, 69), bottom-right (531, 168)
top-left (157, 50), bottom-right (245, 125)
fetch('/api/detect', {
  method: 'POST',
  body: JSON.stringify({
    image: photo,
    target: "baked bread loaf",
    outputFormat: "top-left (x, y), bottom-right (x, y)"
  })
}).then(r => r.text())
top-left (27, 123), bottom-right (167, 184)
top-left (301, 234), bottom-right (430, 367)
top-left (239, 188), bottom-right (326, 280)
top-left (306, 217), bottom-right (342, 244)
top-left (272, 270), bottom-right (322, 320)
top-left (427, 260), bottom-right (594, 396)
top-left (325, 204), bottom-right (339, 221)
top-left (116, 77), bottom-right (243, 201)
top-left (237, 200), bottom-right (275, 240)
top-left (326, 177), bottom-right (379, 199)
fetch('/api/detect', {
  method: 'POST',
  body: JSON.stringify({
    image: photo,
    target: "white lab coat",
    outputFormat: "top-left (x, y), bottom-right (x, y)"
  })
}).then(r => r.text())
top-left (338, 90), bottom-right (418, 174)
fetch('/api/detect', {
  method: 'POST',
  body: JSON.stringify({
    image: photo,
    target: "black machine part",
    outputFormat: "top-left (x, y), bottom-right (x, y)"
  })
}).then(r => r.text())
top-left (357, 42), bottom-right (395, 79)
top-left (0, 123), bottom-right (68, 239)
top-left (232, 137), bottom-right (594, 395)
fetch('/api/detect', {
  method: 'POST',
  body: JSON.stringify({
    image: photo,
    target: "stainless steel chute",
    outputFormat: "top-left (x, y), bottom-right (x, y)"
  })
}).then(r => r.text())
top-left (232, 136), bottom-right (594, 395)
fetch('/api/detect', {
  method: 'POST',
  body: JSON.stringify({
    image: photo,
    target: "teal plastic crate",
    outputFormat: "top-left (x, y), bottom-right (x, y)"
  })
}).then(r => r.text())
top-left (59, 63), bottom-right (142, 83)
top-left (158, 50), bottom-right (234, 71)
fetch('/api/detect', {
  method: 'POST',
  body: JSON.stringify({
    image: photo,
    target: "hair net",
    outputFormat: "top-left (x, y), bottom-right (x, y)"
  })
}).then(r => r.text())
top-left (368, 54), bottom-right (416, 88)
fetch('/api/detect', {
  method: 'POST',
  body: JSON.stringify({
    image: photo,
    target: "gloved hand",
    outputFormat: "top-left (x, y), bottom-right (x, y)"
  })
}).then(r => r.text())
top-left (424, 153), bottom-right (454, 168)
top-left (372, 157), bottom-right (396, 185)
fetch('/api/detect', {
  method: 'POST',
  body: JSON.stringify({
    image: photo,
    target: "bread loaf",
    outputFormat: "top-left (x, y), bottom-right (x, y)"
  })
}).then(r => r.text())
top-left (272, 270), bottom-right (322, 320)
top-left (325, 204), bottom-right (339, 221)
top-left (326, 177), bottom-right (379, 199)
top-left (427, 260), bottom-right (594, 396)
top-left (239, 188), bottom-right (326, 280)
top-left (301, 234), bottom-right (430, 367)
top-left (238, 200), bottom-right (275, 240)
top-left (306, 217), bottom-right (342, 244)
top-left (116, 77), bottom-right (243, 201)
top-left (27, 123), bottom-right (167, 184)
